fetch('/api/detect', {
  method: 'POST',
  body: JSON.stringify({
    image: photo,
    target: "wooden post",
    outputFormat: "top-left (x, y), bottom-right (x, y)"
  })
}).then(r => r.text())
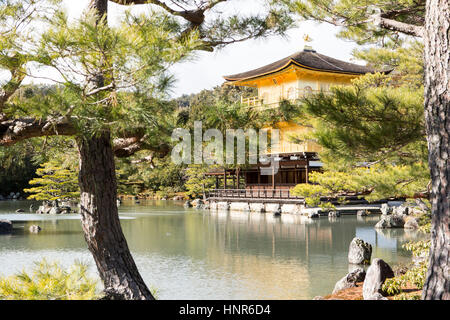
top-left (224, 170), bottom-right (227, 189)
top-left (215, 176), bottom-right (219, 189)
top-left (237, 168), bottom-right (240, 189)
top-left (305, 163), bottom-right (309, 184)
top-left (272, 166), bottom-right (275, 189)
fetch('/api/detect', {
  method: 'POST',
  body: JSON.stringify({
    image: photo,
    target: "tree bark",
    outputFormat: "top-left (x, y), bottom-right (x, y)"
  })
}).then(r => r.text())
top-left (422, 0), bottom-right (450, 300)
top-left (74, 0), bottom-right (154, 300)
top-left (77, 131), bottom-right (155, 300)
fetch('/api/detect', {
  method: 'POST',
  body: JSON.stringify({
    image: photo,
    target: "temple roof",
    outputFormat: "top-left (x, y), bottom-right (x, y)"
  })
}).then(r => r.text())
top-left (224, 49), bottom-right (376, 81)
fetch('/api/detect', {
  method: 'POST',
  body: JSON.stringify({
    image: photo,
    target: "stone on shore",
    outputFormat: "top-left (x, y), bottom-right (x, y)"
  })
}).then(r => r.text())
top-left (348, 237), bottom-right (372, 265)
top-left (332, 268), bottom-right (366, 294)
top-left (328, 211), bottom-right (340, 217)
top-left (404, 217), bottom-right (419, 229)
top-left (15, 209), bottom-right (24, 213)
top-left (183, 200), bottom-right (192, 208)
top-left (357, 209), bottom-right (368, 216)
top-left (375, 214), bottom-right (405, 229)
top-left (29, 225), bottom-right (42, 233)
top-left (0, 220), bottom-right (13, 234)
top-left (380, 203), bottom-right (392, 215)
top-left (362, 258), bottom-right (394, 300)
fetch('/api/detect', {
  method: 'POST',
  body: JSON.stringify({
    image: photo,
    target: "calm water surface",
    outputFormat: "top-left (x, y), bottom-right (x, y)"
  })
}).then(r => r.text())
top-left (0, 200), bottom-right (423, 299)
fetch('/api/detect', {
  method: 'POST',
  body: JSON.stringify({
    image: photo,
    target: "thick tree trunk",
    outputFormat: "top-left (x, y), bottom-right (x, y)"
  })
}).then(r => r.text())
top-left (422, 0), bottom-right (450, 300)
top-left (77, 131), bottom-right (155, 300)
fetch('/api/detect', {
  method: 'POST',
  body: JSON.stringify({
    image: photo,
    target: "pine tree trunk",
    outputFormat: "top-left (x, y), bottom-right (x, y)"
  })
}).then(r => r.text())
top-left (422, 0), bottom-right (450, 300)
top-left (77, 132), bottom-right (155, 300)
top-left (74, 0), bottom-right (154, 300)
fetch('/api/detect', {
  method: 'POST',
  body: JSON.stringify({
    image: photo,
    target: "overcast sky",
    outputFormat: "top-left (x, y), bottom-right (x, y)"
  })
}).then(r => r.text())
top-left (60, 0), bottom-right (361, 98)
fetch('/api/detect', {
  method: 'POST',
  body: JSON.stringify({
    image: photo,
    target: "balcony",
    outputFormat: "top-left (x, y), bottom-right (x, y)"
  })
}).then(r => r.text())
top-left (241, 87), bottom-right (327, 107)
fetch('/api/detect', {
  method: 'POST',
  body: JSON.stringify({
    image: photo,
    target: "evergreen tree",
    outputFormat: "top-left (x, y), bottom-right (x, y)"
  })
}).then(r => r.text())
top-left (0, 0), bottom-right (293, 299)
top-left (24, 159), bottom-right (79, 201)
top-left (282, 0), bottom-right (448, 299)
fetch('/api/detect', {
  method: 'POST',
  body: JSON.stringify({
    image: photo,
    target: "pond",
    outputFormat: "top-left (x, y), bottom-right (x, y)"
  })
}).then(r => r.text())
top-left (0, 200), bottom-right (423, 299)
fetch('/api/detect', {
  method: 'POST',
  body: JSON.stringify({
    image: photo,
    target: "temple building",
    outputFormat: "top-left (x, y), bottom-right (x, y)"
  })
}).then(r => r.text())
top-left (207, 45), bottom-right (374, 200)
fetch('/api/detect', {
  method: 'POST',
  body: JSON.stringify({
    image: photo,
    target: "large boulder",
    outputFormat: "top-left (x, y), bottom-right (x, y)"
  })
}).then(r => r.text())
top-left (375, 214), bottom-right (405, 229)
top-left (49, 206), bottom-right (62, 215)
top-left (404, 217), bottom-right (419, 229)
top-left (348, 237), bottom-right (372, 265)
top-left (362, 258), bottom-right (395, 300)
top-left (0, 220), bottom-right (13, 234)
top-left (332, 268), bottom-right (366, 294)
top-left (380, 203), bottom-right (393, 215)
top-left (393, 205), bottom-right (409, 216)
top-left (328, 210), bottom-right (340, 217)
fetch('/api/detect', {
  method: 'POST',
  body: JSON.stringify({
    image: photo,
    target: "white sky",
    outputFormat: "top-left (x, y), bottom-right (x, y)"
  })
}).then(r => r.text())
top-left (58, 0), bottom-right (361, 98)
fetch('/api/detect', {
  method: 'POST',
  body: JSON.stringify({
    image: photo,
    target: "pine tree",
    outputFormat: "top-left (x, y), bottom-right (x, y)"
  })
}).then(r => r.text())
top-left (0, 0), bottom-right (293, 299)
top-left (282, 0), bottom-right (449, 299)
top-left (24, 159), bottom-right (79, 201)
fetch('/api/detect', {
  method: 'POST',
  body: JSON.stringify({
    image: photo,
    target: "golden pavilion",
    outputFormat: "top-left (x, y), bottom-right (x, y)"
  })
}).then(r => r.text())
top-left (208, 45), bottom-right (374, 198)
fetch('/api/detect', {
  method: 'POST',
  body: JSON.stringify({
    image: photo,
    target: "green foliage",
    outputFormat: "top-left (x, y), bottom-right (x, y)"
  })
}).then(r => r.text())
top-left (291, 183), bottom-right (330, 207)
top-left (184, 165), bottom-right (216, 199)
top-left (280, 0), bottom-right (424, 46)
top-left (24, 159), bottom-right (79, 201)
top-left (0, 259), bottom-right (101, 300)
top-left (382, 240), bottom-right (430, 298)
top-left (289, 42), bottom-right (428, 204)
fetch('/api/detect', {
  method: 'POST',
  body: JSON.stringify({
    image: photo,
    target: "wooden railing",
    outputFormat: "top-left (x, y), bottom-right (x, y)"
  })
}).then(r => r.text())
top-left (241, 88), bottom-right (328, 107)
top-left (207, 189), bottom-right (302, 200)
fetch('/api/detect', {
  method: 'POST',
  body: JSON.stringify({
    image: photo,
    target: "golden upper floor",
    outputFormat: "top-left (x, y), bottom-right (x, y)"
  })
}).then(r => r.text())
top-left (224, 47), bottom-right (374, 107)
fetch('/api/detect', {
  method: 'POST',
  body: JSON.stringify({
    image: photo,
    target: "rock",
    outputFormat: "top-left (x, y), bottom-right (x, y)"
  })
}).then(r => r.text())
top-left (375, 214), bottom-right (405, 229)
top-left (362, 258), bottom-right (394, 300)
top-left (173, 195), bottom-right (184, 201)
top-left (116, 199), bottom-right (122, 207)
top-left (0, 220), bottom-right (13, 234)
top-left (195, 201), bottom-right (204, 209)
top-left (328, 210), bottom-right (340, 217)
top-left (15, 209), bottom-right (25, 213)
top-left (183, 200), bottom-right (192, 208)
top-left (312, 296), bottom-right (324, 300)
top-left (386, 214), bottom-right (405, 228)
top-left (375, 218), bottom-right (389, 229)
top-left (308, 209), bottom-right (320, 219)
top-left (357, 209), bottom-right (368, 216)
top-left (29, 225), bottom-right (41, 233)
top-left (393, 205), bottom-right (409, 216)
top-left (203, 202), bottom-right (210, 210)
top-left (348, 237), bottom-right (372, 265)
top-left (332, 268), bottom-right (366, 294)
top-left (29, 204), bottom-right (35, 212)
top-left (60, 206), bottom-right (72, 214)
top-left (49, 207), bottom-right (62, 215)
top-left (380, 203), bottom-right (392, 215)
top-left (365, 292), bottom-right (389, 300)
top-left (273, 208), bottom-right (281, 217)
top-left (404, 217), bottom-right (419, 229)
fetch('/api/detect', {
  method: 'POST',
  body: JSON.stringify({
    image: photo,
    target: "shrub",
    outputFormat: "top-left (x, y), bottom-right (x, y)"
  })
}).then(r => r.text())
top-left (0, 260), bottom-right (101, 300)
